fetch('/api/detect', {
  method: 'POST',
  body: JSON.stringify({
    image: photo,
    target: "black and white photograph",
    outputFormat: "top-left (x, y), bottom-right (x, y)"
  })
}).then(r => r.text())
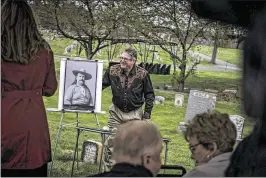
top-left (62, 60), bottom-right (98, 111)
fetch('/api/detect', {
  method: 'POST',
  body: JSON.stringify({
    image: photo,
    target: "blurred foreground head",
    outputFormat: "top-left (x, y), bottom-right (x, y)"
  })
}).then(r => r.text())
top-left (112, 120), bottom-right (163, 176)
top-left (191, 0), bottom-right (266, 176)
top-left (191, 0), bottom-right (266, 119)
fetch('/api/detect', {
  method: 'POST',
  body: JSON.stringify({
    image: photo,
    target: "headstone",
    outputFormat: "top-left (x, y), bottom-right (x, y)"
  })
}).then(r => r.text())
top-left (160, 64), bottom-right (167, 75)
top-left (146, 63), bottom-right (153, 73)
top-left (156, 64), bottom-right (161, 74)
top-left (149, 64), bottom-right (157, 74)
top-left (229, 115), bottom-right (245, 141)
top-left (164, 85), bottom-right (173, 90)
top-left (138, 62), bottom-right (144, 68)
top-left (64, 45), bottom-right (73, 54)
top-left (223, 89), bottom-right (237, 94)
top-left (144, 63), bottom-right (149, 71)
top-left (175, 94), bottom-right (184, 107)
top-left (154, 96), bottom-right (165, 105)
top-left (184, 90), bottom-right (217, 122)
top-left (177, 122), bottom-right (186, 134)
top-left (165, 65), bottom-right (171, 75)
top-left (81, 140), bottom-right (102, 164)
top-left (204, 89), bottom-right (219, 94)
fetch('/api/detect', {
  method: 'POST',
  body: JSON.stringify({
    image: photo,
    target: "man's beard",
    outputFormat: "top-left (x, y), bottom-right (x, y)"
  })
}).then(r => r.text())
top-left (120, 62), bottom-right (129, 70)
top-left (77, 80), bottom-right (84, 86)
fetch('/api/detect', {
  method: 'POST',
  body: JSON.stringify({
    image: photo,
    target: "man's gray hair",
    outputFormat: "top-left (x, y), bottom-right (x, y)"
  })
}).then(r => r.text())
top-left (124, 48), bottom-right (137, 60)
top-left (112, 120), bottom-right (162, 160)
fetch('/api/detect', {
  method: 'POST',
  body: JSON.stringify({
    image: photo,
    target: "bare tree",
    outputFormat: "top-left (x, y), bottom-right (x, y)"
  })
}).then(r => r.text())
top-left (33, 0), bottom-right (126, 59)
top-left (127, 0), bottom-right (212, 91)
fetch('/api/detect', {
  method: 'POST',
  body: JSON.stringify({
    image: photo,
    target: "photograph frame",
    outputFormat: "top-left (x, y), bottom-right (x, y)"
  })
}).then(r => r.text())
top-left (58, 58), bottom-right (103, 112)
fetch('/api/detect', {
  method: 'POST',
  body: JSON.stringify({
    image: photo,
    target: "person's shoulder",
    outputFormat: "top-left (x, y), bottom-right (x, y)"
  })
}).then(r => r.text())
top-left (36, 46), bottom-right (53, 60)
top-left (183, 167), bottom-right (208, 177)
top-left (110, 64), bottom-right (121, 70)
top-left (136, 65), bottom-right (148, 77)
top-left (109, 64), bottom-right (122, 76)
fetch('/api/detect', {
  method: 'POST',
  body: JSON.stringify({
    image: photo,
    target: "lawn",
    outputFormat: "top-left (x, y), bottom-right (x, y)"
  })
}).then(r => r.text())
top-left (196, 45), bottom-right (243, 66)
top-left (46, 56), bottom-right (251, 177)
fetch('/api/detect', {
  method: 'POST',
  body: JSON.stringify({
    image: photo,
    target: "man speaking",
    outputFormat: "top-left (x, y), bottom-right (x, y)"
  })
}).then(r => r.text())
top-left (102, 47), bottom-right (155, 169)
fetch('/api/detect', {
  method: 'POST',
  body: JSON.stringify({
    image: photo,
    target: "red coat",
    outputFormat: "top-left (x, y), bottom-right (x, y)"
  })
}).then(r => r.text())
top-left (1, 49), bottom-right (57, 169)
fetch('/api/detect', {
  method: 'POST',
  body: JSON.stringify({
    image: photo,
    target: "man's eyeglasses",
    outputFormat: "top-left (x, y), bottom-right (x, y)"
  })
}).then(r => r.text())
top-left (120, 56), bottom-right (131, 61)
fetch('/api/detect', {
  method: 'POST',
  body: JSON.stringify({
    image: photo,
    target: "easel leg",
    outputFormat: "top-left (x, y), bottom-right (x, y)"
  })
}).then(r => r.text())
top-left (95, 114), bottom-right (100, 128)
top-left (76, 113), bottom-right (80, 170)
top-left (163, 142), bottom-right (169, 174)
top-left (49, 112), bottom-right (64, 177)
top-left (99, 133), bottom-right (105, 174)
top-left (71, 129), bottom-right (81, 177)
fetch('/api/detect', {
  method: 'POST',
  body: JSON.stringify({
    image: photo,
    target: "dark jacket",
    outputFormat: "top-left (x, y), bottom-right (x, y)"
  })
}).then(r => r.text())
top-left (102, 64), bottom-right (155, 116)
top-left (1, 49), bottom-right (57, 169)
top-left (89, 163), bottom-right (153, 177)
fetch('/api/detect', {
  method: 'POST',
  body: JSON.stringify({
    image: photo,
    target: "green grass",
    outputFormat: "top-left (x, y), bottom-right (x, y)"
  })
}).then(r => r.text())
top-left (46, 56), bottom-right (251, 177)
top-left (196, 45), bottom-right (243, 66)
top-left (151, 70), bottom-right (241, 92)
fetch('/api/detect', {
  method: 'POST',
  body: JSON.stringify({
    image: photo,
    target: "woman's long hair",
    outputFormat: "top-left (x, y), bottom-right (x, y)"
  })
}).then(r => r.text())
top-left (1, 0), bottom-right (50, 64)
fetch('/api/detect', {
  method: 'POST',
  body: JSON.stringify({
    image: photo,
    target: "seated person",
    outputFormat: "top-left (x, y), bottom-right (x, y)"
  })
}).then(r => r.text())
top-left (183, 110), bottom-right (237, 177)
top-left (90, 120), bottom-right (163, 177)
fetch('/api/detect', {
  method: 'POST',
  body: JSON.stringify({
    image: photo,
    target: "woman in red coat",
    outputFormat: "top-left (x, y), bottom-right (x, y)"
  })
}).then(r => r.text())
top-left (1, 0), bottom-right (57, 177)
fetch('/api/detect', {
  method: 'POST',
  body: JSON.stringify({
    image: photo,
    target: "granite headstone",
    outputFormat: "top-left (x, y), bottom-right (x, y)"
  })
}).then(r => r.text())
top-left (184, 90), bottom-right (217, 122)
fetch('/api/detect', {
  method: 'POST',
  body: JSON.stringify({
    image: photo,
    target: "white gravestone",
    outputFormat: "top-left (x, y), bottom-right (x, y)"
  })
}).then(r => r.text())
top-left (184, 90), bottom-right (217, 122)
top-left (154, 96), bottom-right (165, 105)
top-left (174, 94), bottom-right (184, 107)
top-left (229, 115), bottom-right (245, 141)
top-left (178, 90), bottom-right (216, 134)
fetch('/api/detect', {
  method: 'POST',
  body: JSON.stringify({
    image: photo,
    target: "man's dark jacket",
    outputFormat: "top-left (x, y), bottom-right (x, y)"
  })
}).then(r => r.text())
top-left (102, 64), bottom-right (155, 117)
top-left (89, 163), bottom-right (153, 177)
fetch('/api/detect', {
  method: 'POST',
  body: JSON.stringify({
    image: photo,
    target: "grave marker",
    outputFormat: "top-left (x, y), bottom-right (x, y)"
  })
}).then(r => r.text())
top-left (229, 115), bottom-right (245, 141)
top-left (175, 94), bottom-right (184, 107)
top-left (184, 90), bottom-right (217, 122)
top-left (81, 140), bottom-right (102, 164)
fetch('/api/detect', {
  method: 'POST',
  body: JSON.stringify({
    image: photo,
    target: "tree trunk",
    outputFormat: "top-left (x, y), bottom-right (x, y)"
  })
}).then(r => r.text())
top-left (210, 39), bottom-right (218, 64)
top-left (86, 41), bottom-right (93, 60)
top-left (210, 29), bottom-right (219, 64)
top-left (151, 46), bottom-right (155, 64)
top-left (178, 80), bottom-right (185, 92)
top-left (172, 57), bottom-right (177, 73)
top-left (177, 51), bottom-right (186, 92)
top-left (77, 44), bottom-right (83, 56)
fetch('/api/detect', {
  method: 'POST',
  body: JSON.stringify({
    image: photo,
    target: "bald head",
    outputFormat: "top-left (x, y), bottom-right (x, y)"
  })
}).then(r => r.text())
top-left (112, 120), bottom-right (163, 162)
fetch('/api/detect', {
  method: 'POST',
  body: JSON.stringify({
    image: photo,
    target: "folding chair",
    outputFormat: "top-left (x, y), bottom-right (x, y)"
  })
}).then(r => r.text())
top-left (157, 165), bottom-right (187, 177)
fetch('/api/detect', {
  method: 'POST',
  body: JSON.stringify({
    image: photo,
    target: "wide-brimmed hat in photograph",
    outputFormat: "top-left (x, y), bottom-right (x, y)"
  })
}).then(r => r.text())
top-left (72, 68), bottom-right (92, 80)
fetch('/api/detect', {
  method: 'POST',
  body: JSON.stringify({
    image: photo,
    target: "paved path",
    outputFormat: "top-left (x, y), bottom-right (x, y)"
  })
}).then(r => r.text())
top-left (190, 51), bottom-right (240, 68)
top-left (173, 51), bottom-right (242, 72)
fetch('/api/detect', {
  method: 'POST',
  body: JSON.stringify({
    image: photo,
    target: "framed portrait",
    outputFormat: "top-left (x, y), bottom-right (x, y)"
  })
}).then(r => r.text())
top-left (58, 58), bottom-right (103, 112)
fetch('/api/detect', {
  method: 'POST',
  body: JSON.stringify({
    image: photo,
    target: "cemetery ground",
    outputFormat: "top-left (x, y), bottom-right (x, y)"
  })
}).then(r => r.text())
top-left (45, 54), bottom-right (253, 176)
